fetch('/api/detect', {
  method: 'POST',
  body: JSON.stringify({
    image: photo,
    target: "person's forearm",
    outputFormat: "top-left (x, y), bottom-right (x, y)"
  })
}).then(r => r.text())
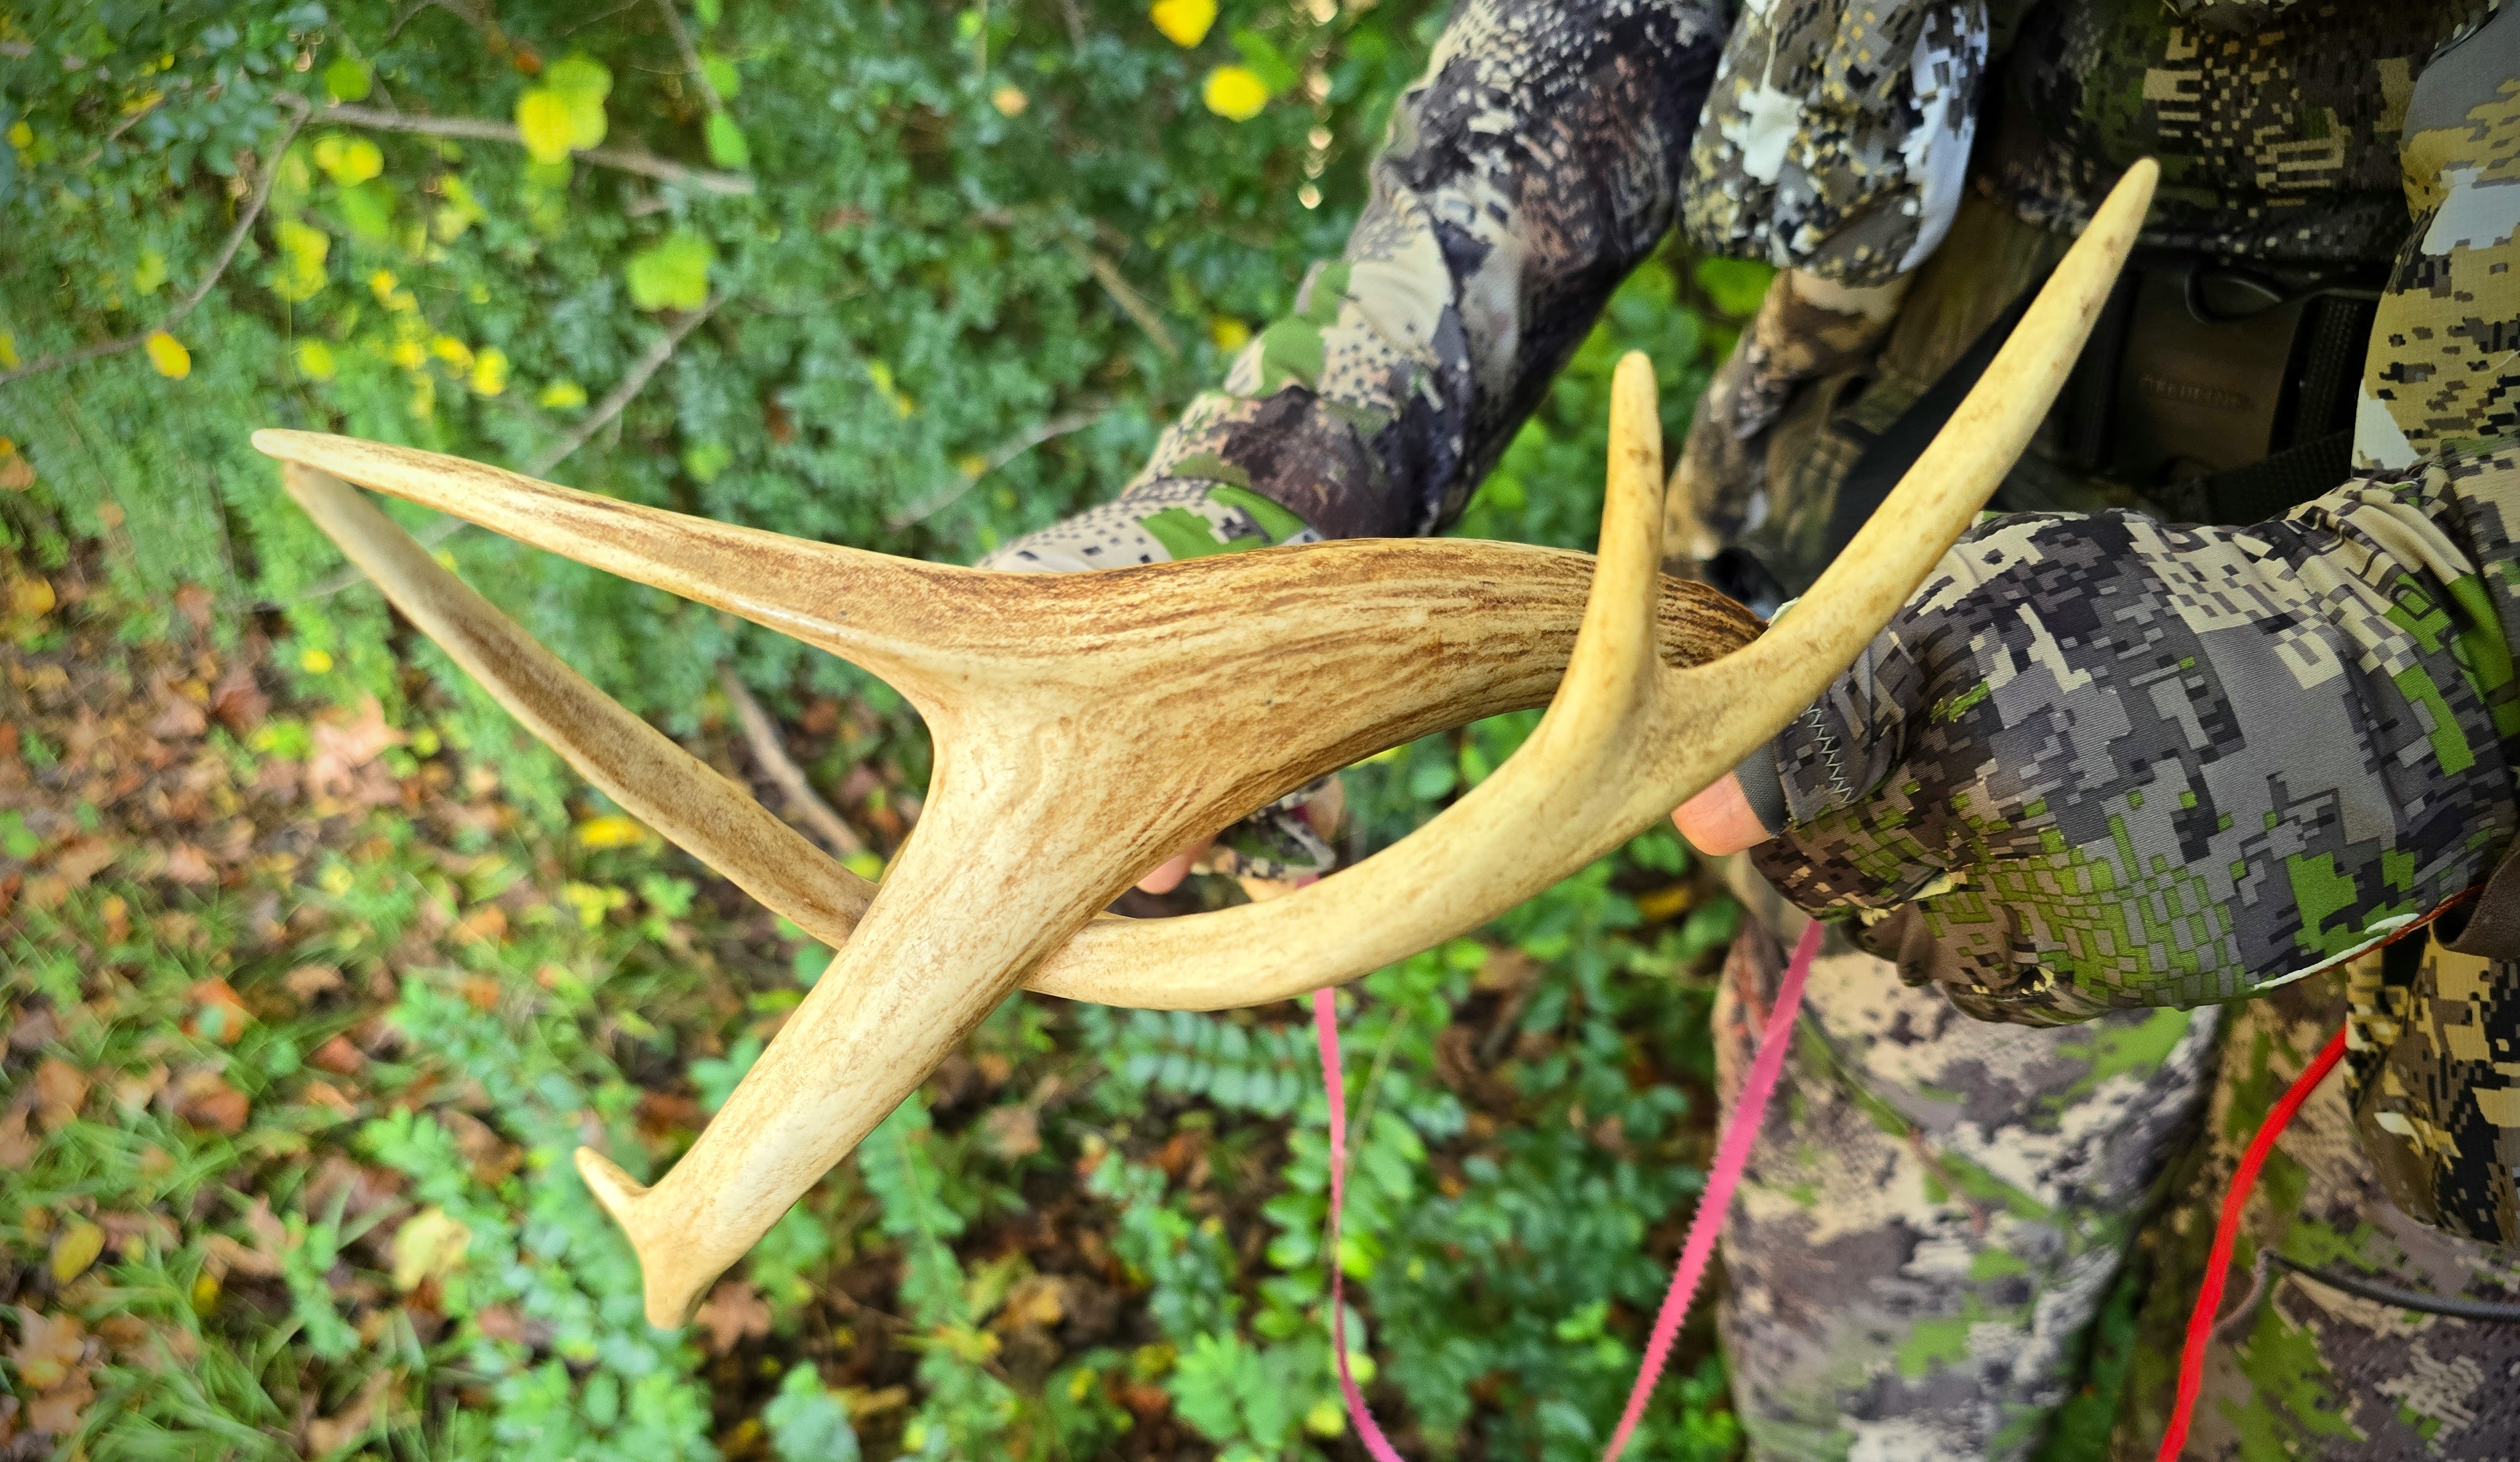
top-left (990, 0), bottom-right (1726, 574)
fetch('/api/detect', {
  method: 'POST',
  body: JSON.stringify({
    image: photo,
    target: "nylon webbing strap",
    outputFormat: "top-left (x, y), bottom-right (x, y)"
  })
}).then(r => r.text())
top-left (1821, 283), bottom-right (2044, 564)
top-left (2441, 842), bottom-right (2520, 959)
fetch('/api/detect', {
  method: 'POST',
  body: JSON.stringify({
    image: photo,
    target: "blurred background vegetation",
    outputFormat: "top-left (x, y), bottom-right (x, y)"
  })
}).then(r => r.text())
top-left (0, 2), bottom-right (1773, 1458)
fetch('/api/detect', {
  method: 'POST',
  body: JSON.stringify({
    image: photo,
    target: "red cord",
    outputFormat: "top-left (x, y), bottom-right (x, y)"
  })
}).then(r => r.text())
top-left (2153, 1022), bottom-right (2346, 1461)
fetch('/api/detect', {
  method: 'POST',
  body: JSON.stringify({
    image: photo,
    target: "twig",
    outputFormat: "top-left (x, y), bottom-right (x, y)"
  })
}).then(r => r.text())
top-left (717, 666), bottom-right (869, 859)
top-left (0, 103), bottom-right (309, 390)
top-left (1066, 243), bottom-right (1179, 360)
top-left (885, 404), bottom-right (1109, 527)
top-left (316, 102), bottom-right (754, 195)
top-left (521, 289), bottom-right (728, 481)
top-left (294, 291), bottom-right (728, 602)
top-left (651, 0), bottom-right (726, 113)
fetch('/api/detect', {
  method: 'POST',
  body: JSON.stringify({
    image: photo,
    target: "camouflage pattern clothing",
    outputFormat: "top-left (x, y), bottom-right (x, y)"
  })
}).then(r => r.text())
top-left (1712, 914), bottom-right (2223, 1461)
top-left (2102, 952), bottom-right (2520, 1460)
top-left (980, 0), bottom-right (2520, 1456)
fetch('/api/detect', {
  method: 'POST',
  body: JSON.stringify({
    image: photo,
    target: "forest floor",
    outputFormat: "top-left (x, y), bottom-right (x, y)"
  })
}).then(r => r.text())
top-left (0, 551), bottom-right (1747, 1461)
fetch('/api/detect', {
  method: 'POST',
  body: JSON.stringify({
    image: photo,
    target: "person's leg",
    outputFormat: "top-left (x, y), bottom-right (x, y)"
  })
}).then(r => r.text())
top-left (2106, 952), bottom-right (2520, 1460)
top-left (1712, 903), bottom-right (2221, 1462)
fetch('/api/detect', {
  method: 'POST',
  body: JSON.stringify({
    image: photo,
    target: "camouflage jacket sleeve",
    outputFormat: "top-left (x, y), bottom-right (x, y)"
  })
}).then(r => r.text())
top-left (1680, 0), bottom-right (2020, 285)
top-left (982, 0), bottom-right (1727, 571)
top-left (1741, 8), bottom-right (2520, 1025)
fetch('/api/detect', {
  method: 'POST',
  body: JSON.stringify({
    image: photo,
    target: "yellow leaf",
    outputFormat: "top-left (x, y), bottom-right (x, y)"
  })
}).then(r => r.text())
top-left (574, 813), bottom-right (648, 849)
top-left (1201, 65), bottom-right (1269, 122)
top-left (49, 1218), bottom-right (105, 1283)
top-left (316, 134), bottom-right (382, 186)
top-left (469, 347), bottom-right (509, 396)
top-left (300, 647), bottom-right (335, 673)
top-left (430, 334), bottom-right (473, 370)
top-left (515, 88), bottom-right (577, 164)
top-left (6, 122), bottom-right (32, 149)
top-left (368, 268), bottom-right (398, 302)
top-left (10, 576), bottom-right (55, 619)
top-left (144, 329), bottom-right (190, 379)
top-left (539, 379), bottom-right (587, 409)
top-left (390, 1208), bottom-right (472, 1291)
top-left (390, 339), bottom-right (427, 370)
top-left (0, 332), bottom-right (17, 369)
top-left (296, 339), bottom-right (336, 380)
top-left (1149, 0), bottom-right (1217, 47)
top-left (1210, 316), bottom-right (1251, 352)
top-left (991, 84), bottom-right (1029, 117)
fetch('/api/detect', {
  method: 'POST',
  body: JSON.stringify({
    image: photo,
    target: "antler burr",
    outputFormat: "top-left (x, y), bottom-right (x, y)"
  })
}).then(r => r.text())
top-left (258, 161), bottom-right (2155, 1327)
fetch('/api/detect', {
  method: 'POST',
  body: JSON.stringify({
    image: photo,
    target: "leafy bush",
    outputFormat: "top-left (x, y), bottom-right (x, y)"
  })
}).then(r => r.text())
top-left (2, 1), bottom-right (1770, 1458)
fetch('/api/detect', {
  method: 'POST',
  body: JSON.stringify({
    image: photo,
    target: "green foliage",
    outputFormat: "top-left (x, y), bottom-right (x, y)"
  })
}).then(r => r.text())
top-left (1, 0), bottom-right (1777, 1457)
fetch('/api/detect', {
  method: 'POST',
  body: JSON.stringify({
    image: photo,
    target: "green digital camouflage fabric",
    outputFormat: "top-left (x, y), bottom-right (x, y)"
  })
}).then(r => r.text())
top-left (2104, 959), bottom-right (2520, 1461)
top-left (1746, 442), bottom-right (2520, 1019)
top-left (1711, 916), bottom-right (2223, 1462)
top-left (1980, 0), bottom-right (2496, 267)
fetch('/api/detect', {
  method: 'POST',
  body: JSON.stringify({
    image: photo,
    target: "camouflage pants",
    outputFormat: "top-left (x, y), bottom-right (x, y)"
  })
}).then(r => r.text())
top-left (1713, 889), bottom-right (2520, 1461)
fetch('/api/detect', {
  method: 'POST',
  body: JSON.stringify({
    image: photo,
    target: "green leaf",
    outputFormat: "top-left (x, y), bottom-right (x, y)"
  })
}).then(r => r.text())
top-left (1228, 30), bottom-right (1300, 95)
top-left (695, 0), bottom-right (723, 24)
top-left (130, 246), bottom-right (167, 296)
top-left (765, 1365), bottom-right (860, 1462)
top-left (702, 54), bottom-right (742, 100)
top-left (625, 230), bottom-right (716, 311)
top-left (704, 111), bottom-right (750, 169)
top-left (322, 54), bottom-right (372, 103)
top-left (1692, 256), bottom-right (1775, 319)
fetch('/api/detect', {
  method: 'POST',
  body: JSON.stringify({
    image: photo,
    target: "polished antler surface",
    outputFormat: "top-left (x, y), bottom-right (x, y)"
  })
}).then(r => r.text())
top-left (256, 161), bottom-right (2155, 1327)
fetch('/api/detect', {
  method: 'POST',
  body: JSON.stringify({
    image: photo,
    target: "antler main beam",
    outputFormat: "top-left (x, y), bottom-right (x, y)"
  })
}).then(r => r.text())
top-left (257, 161), bottom-right (2155, 1327)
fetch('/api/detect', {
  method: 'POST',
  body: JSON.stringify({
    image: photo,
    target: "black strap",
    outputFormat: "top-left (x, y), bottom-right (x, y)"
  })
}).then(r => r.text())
top-left (1821, 283), bottom-right (2046, 564)
top-left (2152, 428), bottom-right (2355, 527)
top-left (2439, 841), bottom-right (2520, 959)
top-left (1824, 270), bottom-right (2374, 551)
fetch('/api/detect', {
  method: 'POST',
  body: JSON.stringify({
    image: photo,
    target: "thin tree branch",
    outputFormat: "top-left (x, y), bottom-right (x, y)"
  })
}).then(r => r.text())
top-left (885, 404), bottom-right (1109, 527)
top-left (652, 0), bottom-right (726, 113)
top-left (1066, 243), bottom-right (1179, 360)
top-left (0, 103), bottom-right (309, 391)
top-left (318, 102), bottom-right (754, 195)
top-left (294, 290), bottom-right (728, 602)
top-left (717, 666), bottom-right (869, 859)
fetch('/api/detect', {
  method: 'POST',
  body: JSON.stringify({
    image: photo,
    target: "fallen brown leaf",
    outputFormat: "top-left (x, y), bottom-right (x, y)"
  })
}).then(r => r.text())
top-left (982, 1104), bottom-right (1041, 1160)
top-left (25, 1369), bottom-right (91, 1435)
top-left (161, 843), bottom-right (215, 884)
top-left (306, 697), bottom-right (404, 804)
top-left (0, 1105), bottom-right (35, 1168)
top-left (33, 1059), bottom-right (88, 1131)
top-left (207, 664), bottom-right (268, 734)
top-left (172, 1071), bottom-right (249, 1134)
top-left (184, 979), bottom-right (252, 1043)
top-left (147, 681), bottom-right (207, 739)
top-left (693, 1278), bottom-right (771, 1353)
top-left (198, 1233), bottom-right (282, 1280)
top-left (284, 964), bottom-right (345, 1000)
top-left (994, 1273), bottom-right (1067, 1332)
top-left (302, 1368), bottom-right (394, 1456)
top-left (47, 837), bottom-right (118, 888)
top-left (9, 1309), bottom-right (85, 1391)
top-left (307, 1034), bottom-right (365, 1076)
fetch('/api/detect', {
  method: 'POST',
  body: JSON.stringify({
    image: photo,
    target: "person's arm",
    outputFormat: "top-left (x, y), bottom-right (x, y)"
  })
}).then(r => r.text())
top-left (985, 0), bottom-right (1729, 576)
top-left (1676, 6), bottom-right (2520, 1024)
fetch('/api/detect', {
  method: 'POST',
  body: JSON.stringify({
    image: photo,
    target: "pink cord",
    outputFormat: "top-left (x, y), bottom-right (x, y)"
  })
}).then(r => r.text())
top-left (1314, 918), bottom-right (1822, 1460)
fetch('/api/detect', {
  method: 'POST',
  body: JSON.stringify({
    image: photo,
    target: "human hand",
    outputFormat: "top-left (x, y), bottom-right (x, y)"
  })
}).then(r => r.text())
top-left (1679, 496), bottom-right (2518, 1024)
top-left (1137, 774), bottom-right (1345, 894)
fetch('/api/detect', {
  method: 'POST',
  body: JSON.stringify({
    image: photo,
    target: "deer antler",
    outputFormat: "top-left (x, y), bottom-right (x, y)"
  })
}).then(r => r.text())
top-left (258, 161), bottom-right (2153, 1327)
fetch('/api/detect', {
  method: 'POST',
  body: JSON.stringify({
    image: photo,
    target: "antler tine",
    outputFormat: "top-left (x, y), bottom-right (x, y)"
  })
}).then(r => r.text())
top-left (1019, 157), bottom-right (2159, 1011)
top-left (281, 462), bottom-right (875, 952)
top-left (253, 429), bottom-right (980, 703)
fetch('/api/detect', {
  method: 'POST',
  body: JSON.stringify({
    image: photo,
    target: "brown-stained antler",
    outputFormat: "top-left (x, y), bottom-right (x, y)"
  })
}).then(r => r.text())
top-left (258, 161), bottom-right (2155, 1328)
